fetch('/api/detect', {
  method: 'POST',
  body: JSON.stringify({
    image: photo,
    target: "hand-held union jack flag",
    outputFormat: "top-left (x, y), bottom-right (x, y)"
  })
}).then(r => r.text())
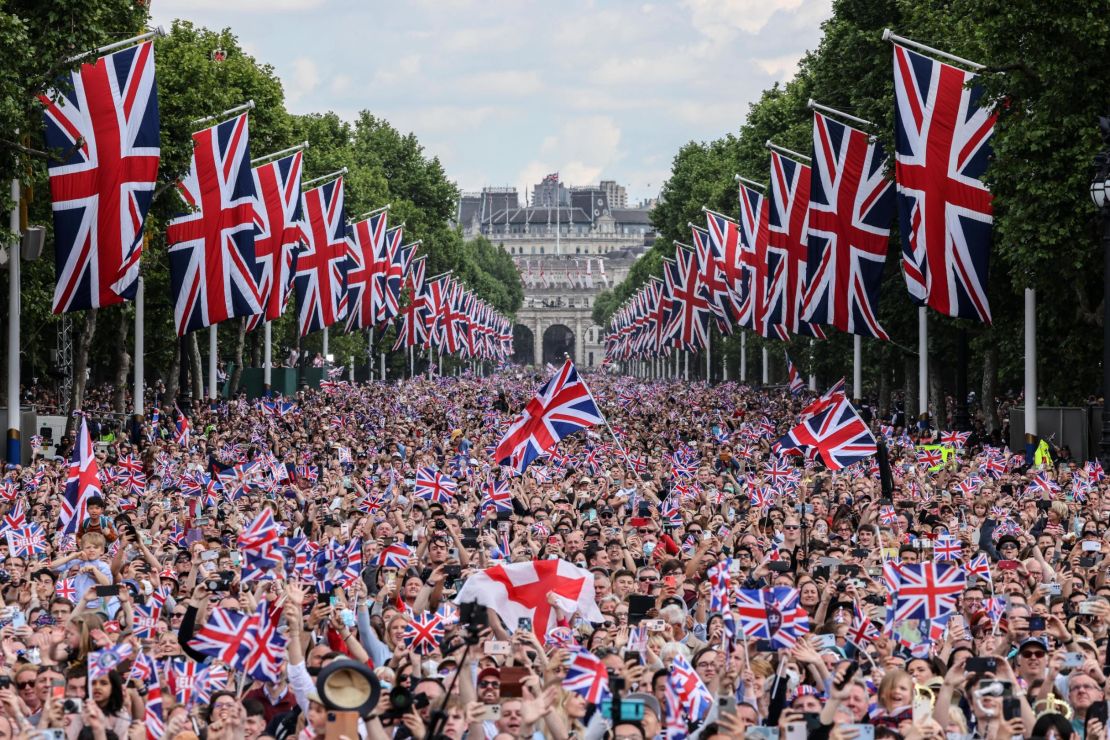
top-left (403, 611), bottom-right (444, 655)
top-left (167, 112), bottom-right (261, 335)
top-left (733, 587), bottom-right (810, 648)
top-left (785, 351), bottom-right (805, 395)
top-left (60, 418), bottom-right (100, 535)
top-left (775, 396), bottom-right (877, 471)
top-left (188, 607), bottom-right (252, 669)
top-left (40, 40), bottom-right (159, 314)
top-left (668, 653), bottom-right (713, 723)
top-left (889, 561), bottom-right (966, 621)
top-left (494, 359), bottom-right (605, 473)
top-left (414, 467), bottom-right (457, 503)
top-left (295, 177), bottom-right (348, 336)
top-left (563, 648), bottom-right (612, 703)
top-left (892, 43), bottom-right (996, 323)
top-left (802, 111), bottom-right (894, 339)
top-left (5, 524), bottom-right (47, 558)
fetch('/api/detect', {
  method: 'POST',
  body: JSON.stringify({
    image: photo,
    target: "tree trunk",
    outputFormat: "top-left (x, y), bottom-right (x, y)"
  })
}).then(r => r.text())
top-left (230, 318), bottom-right (246, 394)
top-left (981, 342), bottom-right (1000, 434)
top-left (904, 353), bottom-right (918, 423)
top-left (249, 329), bottom-right (261, 368)
top-left (878, 346), bottom-right (891, 419)
top-left (111, 308), bottom-right (131, 414)
top-left (190, 333), bottom-right (203, 400)
top-left (164, 337), bottom-right (181, 410)
top-left (66, 309), bottom-right (98, 435)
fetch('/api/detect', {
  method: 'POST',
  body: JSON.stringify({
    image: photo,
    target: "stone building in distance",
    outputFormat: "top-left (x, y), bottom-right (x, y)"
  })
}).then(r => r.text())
top-left (457, 174), bottom-right (655, 369)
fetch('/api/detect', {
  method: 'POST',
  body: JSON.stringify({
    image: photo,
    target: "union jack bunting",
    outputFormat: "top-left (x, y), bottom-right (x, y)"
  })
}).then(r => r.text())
top-left (563, 648), bottom-right (612, 703)
top-left (889, 561), bottom-right (966, 621)
top-left (40, 40), bottom-right (159, 313)
top-left (248, 151), bottom-right (305, 330)
top-left (295, 177), bottom-right (348, 336)
top-left (802, 111), bottom-right (894, 339)
top-left (344, 211), bottom-right (389, 332)
top-left (775, 396), bottom-right (876, 471)
top-left (414, 467), bottom-right (457, 503)
top-left (402, 611), bottom-right (444, 655)
top-left (167, 112), bottom-right (261, 335)
top-left (494, 359), bottom-right (605, 473)
top-left (892, 43), bottom-right (996, 322)
top-left (60, 418), bottom-right (100, 535)
top-left (766, 150), bottom-right (825, 339)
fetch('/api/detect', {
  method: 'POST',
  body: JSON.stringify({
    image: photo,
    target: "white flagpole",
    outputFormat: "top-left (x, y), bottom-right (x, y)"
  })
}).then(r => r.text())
top-left (208, 325), bottom-right (218, 400)
top-left (6, 176), bottom-right (19, 463)
top-left (263, 321), bottom-right (272, 393)
top-left (133, 276), bottom-right (144, 425)
top-left (853, 334), bottom-right (862, 401)
top-left (1025, 288), bottom-right (1037, 444)
top-left (706, 332), bottom-right (711, 382)
top-left (918, 307), bottom-right (928, 424)
top-left (808, 338), bottom-right (817, 390)
top-left (762, 347), bottom-right (769, 385)
top-left (740, 332), bottom-right (747, 382)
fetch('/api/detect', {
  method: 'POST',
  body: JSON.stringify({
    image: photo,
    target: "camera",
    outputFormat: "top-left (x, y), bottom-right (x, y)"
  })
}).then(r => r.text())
top-left (63, 698), bottom-right (83, 714)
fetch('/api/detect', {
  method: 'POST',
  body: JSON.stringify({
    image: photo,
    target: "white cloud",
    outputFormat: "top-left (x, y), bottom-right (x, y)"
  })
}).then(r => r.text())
top-left (754, 52), bottom-right (806, 79)
top-left (372, 55), bottom-right (422, 87)
top-left (682, 0), bottom-right (807, 37)
top-left (455, 70), bottom-right (543, 97)
top-left (397, 105), bottom-right (508, 134)
top-left (283, 57), bottom-right (320, 107)
top-left (154, 0), bottom-right (325, 12)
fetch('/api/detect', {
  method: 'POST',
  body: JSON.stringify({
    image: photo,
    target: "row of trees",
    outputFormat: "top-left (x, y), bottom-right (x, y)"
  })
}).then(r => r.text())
top-left (594, 0), bottom-right (1110, 426)
top-left (0, 3), bottom-right (522, 414)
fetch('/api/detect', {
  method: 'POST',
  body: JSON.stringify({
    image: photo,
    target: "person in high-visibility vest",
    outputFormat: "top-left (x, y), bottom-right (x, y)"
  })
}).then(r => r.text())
top-left (1035, 437), bottom-right (1053, 468)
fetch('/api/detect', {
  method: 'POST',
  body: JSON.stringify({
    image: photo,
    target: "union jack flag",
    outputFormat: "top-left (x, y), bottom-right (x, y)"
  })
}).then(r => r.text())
top-left (60, 418), bottom-right (100, 535)
top-left (966, 552), bottom-right (991, 583)
top-left (934, 534), bottom-right (962, 561)
top-left (785, 350), bottom-right (805, 395)
top-left (916, 447), bottom-right (944, 468)
top-left (402, 611), bottom-right (444, 655)
top-left (55, 578), bottom-right (78, 602)
top-left (244, 602), bottom-right (287, 682)
top-left (480, 478), bottom-right (512, 516)
top-left (377, 542), bottom-right (413, 569)
top-left (238, 508), bottom-right (281, 573)
top-left (167, 112), bottom-right (261, 335)
top-left (766, 150), bottom-right (825, 339)
top-left (662, 246), bottom-right (711, 351)
top-left (668, 653), bottom-right (713, 723)
top-left (733, 587), bottom-right (810, 648)
top-left (494, 359), bottom-right (604, 473)
top-left (344, 211), bottom-right (389, 331)
top-left (295, 177), bottom-right (348, 336)
top-left (940, 430), bottom-right (971, 448)
top-left (144, 684), bottom-right (164, 740)
top-left (40, 40), bottom-right (159, 314)
top-left (170, 658), bottom-right (198, 707)
top-left (5, 524), bottom-right (47, 558)
top-left (88, 642), bottom-right (134, 679)
top-left (188, 608), bottom-right (252, 669)
top-left (128, 650), bottom-right (157, 688)
top-left (889, 561), bottom-right (965, 621)
top-left (737, 182), bottom-right (776, 336)
top-left (248, 151), bottom-right (305, 329)
top-left (691, 222), bottom-right (735, 333)
top-left (414, 467), bottom-right (457, 503)
top-left (174, 407), bottom-right (190, 447)
top-left (775, 396), bottom-right (876, 471)
top-left (802, 111), bottom-right (894, 339)
top-left (879, 505), bottom-right (897, 526)
top-left (893, 43), bottom-right (996, 323)
top-left (563, 648), bottom-right (612, 703)
top-left (132, 603), bottom-right (160, 639)
top-left (847, 600), bottom-right (880, 646)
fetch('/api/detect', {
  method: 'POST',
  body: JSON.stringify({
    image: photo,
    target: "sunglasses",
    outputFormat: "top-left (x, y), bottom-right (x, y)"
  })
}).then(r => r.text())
top-left (477, 680), bottom-right (500, 689)
top-left (784, 525), bottom-right (800, 530)
top-left (1021, 650), bottom-right (1046, 659)
top-left (15, 681), bottom-right (34, 689)
top-left (638, 576), bottom-right (659, 582)
top-left (638, 528), bottom-right (655, 534)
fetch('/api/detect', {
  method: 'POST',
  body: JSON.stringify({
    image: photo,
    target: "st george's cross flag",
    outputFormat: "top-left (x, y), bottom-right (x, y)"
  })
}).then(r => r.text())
top-left (494, 359), bottom-right (605, 473)
top-left (39, 40), bottom-right (159, 313)
top-left (455, 559), bottom-right (604, 639)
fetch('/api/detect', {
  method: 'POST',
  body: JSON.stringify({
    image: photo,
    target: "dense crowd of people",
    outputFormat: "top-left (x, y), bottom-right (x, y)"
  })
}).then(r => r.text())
top-left (0, 367), bottom-right (1105, 740)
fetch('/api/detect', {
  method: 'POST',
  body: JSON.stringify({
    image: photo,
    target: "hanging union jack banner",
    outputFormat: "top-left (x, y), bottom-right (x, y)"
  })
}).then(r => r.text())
top-left (802, 111), bottom-right (894, 340)
top-left (892, 43), bottom-right (996, 323)
top-left (167, 112), bottom-right (261, 335)
top-left (296, 177), bottom-right (348, 336)
top-left (344, 210), bottom-right (389, 332)
top-left (663, 246), bottom-right (711, 351)
top-left (40, 40), bottom-right (160, 314)
top-left (494, 359), bottom-right (605, 473)
top-left (739, 182), bottom-right (782, 339)
top-left (775, 395), bottom-right (877, 471)
top-left (766, 150), bottom-right (825, 340)
top-left (248, 151), bottom-right (306, 331)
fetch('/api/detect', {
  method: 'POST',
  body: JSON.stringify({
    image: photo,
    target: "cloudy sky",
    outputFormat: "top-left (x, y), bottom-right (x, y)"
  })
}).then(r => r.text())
top-left (151, 0), bottom-right (832, 205)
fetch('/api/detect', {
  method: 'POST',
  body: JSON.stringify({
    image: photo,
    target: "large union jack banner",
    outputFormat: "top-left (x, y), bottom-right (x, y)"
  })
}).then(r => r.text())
top-left (40, 40), bottom-right (160, 314)
top-left (494, 359), bottom-right (605, 473)
top-left (247, 151), bottom-right (305, 331)
top-left (738, 182), bottom-right (784, 340)
top-left (663, 246), bottom-right (711, 351)
top-left (775, 395), bottom-right (876, 471)
top-left (344, 211), bottom-right (389, 332)
top-left (767, 151), bottom-right (825, 340)
top-left (393, 257), bottom-right (429, 350)
top-left (803, 112), bottom-right (894, 339)
top-left (893, 44), bottom-right (996, 323)
top-left (167, 113), bottom-right (261, 335)
top-left (295, 177), bottom-right (348, 336)
top-left (690, 223), bottom-right (734, 334)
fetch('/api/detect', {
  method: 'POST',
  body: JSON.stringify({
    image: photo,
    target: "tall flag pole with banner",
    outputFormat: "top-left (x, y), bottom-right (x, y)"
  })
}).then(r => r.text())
top-left (40, 32), bottom-right (161, 314)
top-left (886, 29), bottom-right (996, 426)
top-left (295, 168), bottom-right (349, 338)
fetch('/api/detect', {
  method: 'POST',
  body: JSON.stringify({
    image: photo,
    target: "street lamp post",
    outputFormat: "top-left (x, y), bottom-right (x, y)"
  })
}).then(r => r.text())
top-left (1090, 117), bottom-right (1110, 462)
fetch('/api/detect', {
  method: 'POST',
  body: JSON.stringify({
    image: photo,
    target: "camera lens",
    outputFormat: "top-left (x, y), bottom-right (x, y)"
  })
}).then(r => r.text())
top-left (389, 686), bottom-right (413, 711)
